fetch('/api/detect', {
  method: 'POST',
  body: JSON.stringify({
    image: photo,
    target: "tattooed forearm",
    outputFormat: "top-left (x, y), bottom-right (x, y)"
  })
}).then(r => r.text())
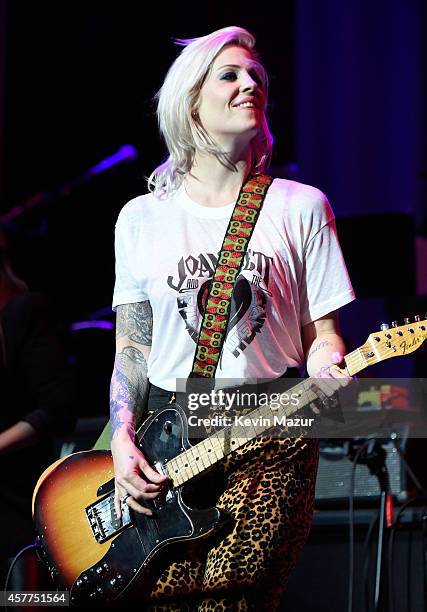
top-left (115, 302), bottom-right (153, 345)
top-left (116, 346), bottom-right (149, 401)
top-left (110, 365), bottom-right (139, 437)
top-left (110, 350), bottom-right (149, 437)
top-left (111, 302), bottom-right (152, 438)
top-left (308, 339), bottom-right (332, 359)
top-left (305, 332), bottom-right (346, 377)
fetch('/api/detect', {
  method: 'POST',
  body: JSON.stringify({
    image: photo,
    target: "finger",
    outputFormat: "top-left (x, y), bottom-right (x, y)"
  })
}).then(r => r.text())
top-left (140, 461), bottom-right (169, 484)
top-left (331, 351), bottom-right (344, 365)
top-left (328, 365), bottom-right (353, 387)
top-left (119, 478), bottom-right (150, 500)
top-left (145, 482), bottom-right (165, 493)
top-left (121, 476), bottom-right (164, 500)
top-left (114, 494), bottom-right (121, 520)
top-left (137, 490), bottom-right (164, 500)
top-left (329, 369), bottom-right (348, 378)
top-left (314, 368), bottom-right (329, 378)
top-left (126, 472), bottom-right (163, 492)
top-left (126, 497), bottom-right (153, 516)
top-left (114, 483), bottom-right (127, 519)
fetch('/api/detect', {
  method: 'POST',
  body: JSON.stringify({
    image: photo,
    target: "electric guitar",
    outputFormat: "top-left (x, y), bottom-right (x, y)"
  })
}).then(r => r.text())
top-left (32, 317), bottom-right (427, 604)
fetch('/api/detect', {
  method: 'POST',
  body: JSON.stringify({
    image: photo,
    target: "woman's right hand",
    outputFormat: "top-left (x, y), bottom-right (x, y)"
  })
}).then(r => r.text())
top-left (111, 432), bottom-right (169, 518)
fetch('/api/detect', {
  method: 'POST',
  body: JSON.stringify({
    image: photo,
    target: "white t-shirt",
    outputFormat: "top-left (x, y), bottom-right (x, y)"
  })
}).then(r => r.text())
top-left (112, 178), bottom-right (355, 391)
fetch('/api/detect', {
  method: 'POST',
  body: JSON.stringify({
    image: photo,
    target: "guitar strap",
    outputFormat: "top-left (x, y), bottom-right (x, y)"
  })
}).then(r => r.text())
top-left (188, 172), bottom-right (273, 383)
top-left (93, 173), bottom-right (273, 451)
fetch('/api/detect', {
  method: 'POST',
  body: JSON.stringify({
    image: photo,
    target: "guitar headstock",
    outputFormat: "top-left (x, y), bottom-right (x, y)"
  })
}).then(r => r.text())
top-left (363, 315), bottom-right (427, 363)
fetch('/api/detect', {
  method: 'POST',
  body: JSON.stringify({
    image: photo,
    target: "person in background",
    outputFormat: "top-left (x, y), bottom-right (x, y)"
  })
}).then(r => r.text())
top-left (0, 227), bottom-right (76, 588)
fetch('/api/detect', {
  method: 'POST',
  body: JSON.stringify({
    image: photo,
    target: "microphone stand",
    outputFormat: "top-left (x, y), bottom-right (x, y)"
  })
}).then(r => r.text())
top-left (348, 438), bottom-right (392, 612)
top-left (0, 145), bottom-right (138, 226)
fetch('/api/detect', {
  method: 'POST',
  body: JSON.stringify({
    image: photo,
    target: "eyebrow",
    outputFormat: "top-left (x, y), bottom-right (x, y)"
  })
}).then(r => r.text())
top-left (216, 63), bottom-right (262, 72)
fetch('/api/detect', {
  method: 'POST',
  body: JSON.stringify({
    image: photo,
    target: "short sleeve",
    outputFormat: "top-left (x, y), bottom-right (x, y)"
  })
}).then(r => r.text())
top-left (112, 204), bottom-right (148, 310)
top-left (299, 196), bottom-right (355, 326)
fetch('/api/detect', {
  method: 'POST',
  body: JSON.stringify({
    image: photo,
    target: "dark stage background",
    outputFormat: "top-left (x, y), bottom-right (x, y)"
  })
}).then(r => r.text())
top-left (1, 3), bottom-right (427, 611)
top-left (1, 0), bottom-right (426, 415)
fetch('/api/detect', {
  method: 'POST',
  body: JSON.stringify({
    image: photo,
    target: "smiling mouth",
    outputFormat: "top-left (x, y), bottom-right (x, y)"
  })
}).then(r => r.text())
top-left (233, 102), bottom-right (260, 110)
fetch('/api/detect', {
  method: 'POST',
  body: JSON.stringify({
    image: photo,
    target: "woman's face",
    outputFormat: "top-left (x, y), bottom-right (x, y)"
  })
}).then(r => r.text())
top-left (196, 45), bottom-right (266, 148)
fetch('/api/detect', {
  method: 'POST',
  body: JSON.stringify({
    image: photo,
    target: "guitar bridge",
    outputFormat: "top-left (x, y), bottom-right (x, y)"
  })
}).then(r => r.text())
top-left (86, 494), bottom-right (132, 544)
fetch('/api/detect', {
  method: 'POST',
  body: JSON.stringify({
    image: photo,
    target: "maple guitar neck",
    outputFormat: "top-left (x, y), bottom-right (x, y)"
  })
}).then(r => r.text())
top-left (160, 317), bottom-right (427, 488)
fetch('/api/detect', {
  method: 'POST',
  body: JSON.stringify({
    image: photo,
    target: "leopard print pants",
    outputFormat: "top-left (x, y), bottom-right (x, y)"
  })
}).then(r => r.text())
top-left (136, 392), bottom-right (319, 612)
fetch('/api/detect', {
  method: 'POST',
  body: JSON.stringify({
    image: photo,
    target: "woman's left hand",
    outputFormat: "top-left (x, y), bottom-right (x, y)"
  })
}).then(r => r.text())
top-left (313, 351), bottom-right (353, 397)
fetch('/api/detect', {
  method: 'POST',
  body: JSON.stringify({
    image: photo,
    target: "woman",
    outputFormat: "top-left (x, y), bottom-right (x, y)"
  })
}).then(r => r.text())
top-left (110, 26), bottom-right (354, 611)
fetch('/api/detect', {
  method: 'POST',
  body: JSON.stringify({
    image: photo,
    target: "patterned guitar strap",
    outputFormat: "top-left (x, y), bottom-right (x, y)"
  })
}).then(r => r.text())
top-left (186, 172), bottom-right (273, 429)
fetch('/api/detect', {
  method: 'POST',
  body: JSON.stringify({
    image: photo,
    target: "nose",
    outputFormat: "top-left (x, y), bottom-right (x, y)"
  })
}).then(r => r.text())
top-left (239, 71), bottom-right (258, 93)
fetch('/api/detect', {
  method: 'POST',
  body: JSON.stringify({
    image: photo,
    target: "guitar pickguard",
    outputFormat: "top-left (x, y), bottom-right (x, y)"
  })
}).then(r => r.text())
top-left (67, 404), bottom-right (224, 604)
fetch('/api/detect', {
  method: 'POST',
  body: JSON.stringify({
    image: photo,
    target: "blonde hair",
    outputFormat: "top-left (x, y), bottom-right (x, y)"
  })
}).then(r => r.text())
top-left (148, 26), bottom-right (274, 199)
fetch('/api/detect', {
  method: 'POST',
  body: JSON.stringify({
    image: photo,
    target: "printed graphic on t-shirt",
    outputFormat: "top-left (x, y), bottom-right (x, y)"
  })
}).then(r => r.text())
top-left (167, 248), bottom-right (273, 366)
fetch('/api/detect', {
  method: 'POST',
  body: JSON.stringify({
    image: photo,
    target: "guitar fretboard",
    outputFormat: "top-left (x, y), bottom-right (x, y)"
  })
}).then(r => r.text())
top-left (163, 329), bottom-right (423, 487)
top-left (164, 357), bottom-right (359, 488)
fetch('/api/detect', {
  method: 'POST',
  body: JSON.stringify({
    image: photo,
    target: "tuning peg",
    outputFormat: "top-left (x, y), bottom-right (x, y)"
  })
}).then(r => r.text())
top-left (380, 323), bottom-right (390, 331)
top-left (414, 314), bottom-right (420, 322)
top-left (404, 317), bottom-right (411, 324)
top-left (391, 321), bottom-right (398, 327)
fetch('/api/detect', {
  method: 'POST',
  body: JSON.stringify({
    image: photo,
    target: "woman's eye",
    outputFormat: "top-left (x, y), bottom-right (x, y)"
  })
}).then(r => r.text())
top-left (221, 72), bottom-right (237, 81)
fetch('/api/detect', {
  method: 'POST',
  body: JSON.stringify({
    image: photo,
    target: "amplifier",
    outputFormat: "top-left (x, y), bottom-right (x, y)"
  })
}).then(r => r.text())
top-left (315, 439), bottom-right (408, 505)
top-left (281, 507), bottom-right (427, 612)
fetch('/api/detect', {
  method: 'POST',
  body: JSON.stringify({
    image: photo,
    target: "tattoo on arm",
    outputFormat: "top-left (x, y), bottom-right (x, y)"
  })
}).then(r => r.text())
top-left (110, 353), bottom-right (149, 435)
top-left (110, 362), bottom-right (140, 436)
top-left (115, 302), bottom-right (153, 344)
top-left (110, 303), bottom-right (152, 437)
top-left (308, 339), bottom-right (332, 359)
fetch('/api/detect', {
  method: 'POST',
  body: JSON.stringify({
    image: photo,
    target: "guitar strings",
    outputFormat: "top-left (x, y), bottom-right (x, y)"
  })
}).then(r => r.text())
top-left (166, 328), bottom-right (427, 486)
